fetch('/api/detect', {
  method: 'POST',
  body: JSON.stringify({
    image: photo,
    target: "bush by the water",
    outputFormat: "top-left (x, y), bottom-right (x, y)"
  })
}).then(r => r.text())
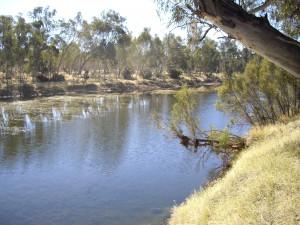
top-left (141, 69), bottom-right (153, 80)
top-left (37, 74), bottom-right (50, 82)
top-left (19, 84), bottom-right (37, 98)
top-left (85, 84), bottom-right (98, 91)
top-left (0, 89), bottom-right (12, 98)
top-left (122, 68), bottom-right (133, 80)
top-left (218, 57), bottom-right (300, 125)
top-left (51, 74), bottom-right (65, 82)
top-left (168, 68), bottom-right (181, 79)
top-left (37, 74), bottom-right (65, 82)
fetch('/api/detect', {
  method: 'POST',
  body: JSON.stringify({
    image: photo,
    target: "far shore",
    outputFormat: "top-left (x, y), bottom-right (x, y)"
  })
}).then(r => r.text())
top-left (0, 76), bottom-right (221, 101)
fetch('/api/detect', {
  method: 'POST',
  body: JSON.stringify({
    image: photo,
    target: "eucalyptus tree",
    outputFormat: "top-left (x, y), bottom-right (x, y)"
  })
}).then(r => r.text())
top-left (156, 0), bottom-right (300, 78)
top-left (28, 7), bottom-right (58, 80)
top-left (0, 15), bottom-right (16, 90)
top-left (56, 12), bottom-right (82, 74)
top-left (93, 10), bottom-right (129, 77)
top-left (218, 38), bottom-right (252, 76)
top-left (64, 42), bottom-right (81, 74)
top-left (193, 38), bottom-right (219, 74)
top-left (134, 28), bottom-right (154, 78)
top-left (150, 35), bottom-right (165, 77)
top-left (164, 34), bottom-right (188, 78)
top-left (75, 10), bottom-right (129, 78)
top-left (115, 33), bottom-right (132, 79)
top-left (14, 16), bottom-right (31, 82)
top-left (269, 0), bottom-right (300, 39)
top-left (76, 20), bottom-right (94, 75)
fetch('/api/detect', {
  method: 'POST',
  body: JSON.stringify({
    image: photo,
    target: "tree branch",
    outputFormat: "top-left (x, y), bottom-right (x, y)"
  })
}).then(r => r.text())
top-left (199, 26), bottom-right (214, 41)
top-left (248, 0), bottom-right (273, 14)
top-left (189, 0), bottom-right (300, 78)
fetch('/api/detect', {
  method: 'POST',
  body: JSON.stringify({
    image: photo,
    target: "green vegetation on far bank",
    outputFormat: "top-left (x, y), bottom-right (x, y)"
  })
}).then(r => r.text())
top-left (168, 118), bottom-right (300, 225)
top-left (0, 7), bottom-right (249, 99)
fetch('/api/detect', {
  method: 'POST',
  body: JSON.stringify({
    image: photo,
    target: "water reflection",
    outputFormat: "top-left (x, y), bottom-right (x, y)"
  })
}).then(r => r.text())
top-left (24, 114), bottom-right (34, 131)
top-left (1, 107), bottom-right (9, 127)
top-left (0, 92), bottom-right (247, 225)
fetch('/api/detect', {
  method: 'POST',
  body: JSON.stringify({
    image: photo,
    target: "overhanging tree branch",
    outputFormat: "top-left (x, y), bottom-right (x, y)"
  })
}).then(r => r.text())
top-left (199, 25), bottom-right (215, 41)
top-left (188, 0), bottom-right (300, 78)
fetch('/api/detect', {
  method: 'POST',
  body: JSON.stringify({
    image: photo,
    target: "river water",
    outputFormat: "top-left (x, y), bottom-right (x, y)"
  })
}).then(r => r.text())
top-left (0, 92), bottom-right (247, 225)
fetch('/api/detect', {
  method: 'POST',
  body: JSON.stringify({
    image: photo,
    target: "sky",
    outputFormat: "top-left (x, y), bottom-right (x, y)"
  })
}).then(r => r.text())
top-left (0, 0), bottom-right (179, 38)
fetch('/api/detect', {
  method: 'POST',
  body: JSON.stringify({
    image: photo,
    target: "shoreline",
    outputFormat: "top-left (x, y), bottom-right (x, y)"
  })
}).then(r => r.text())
top-left (167, 118), bottom-right (300, 225)
top-left (0, 79), bottom-right (221, 102)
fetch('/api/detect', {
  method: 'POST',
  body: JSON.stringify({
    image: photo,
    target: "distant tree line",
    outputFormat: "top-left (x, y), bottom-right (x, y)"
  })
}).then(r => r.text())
top-left (0, 7), bottom-right (252, 86)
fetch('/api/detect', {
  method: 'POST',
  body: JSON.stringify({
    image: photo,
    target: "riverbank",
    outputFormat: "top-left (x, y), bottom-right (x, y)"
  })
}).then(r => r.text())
top-left (168, 118), bottom-right (300, 225)
top-left (0, 76), bottom-right (221, 101)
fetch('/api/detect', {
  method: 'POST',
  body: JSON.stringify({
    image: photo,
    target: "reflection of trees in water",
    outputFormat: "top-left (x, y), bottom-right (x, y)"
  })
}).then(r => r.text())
top-left (0, 94), bottom-right (153, 170)
top-left (0, 94), bottom-right (156, 172)
top-left (0, 122), bottom-right (58, 169)
top-left (74, 107), bottom-right (132, 174)
top-left (0, 92), bottom-right (228, 173)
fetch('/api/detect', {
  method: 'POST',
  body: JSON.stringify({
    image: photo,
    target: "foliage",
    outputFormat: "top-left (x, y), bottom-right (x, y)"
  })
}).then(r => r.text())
top-left (218, 56), bottom-right (300, 125)
top-left (19, 84), bottom-right (37, 99)
top-left (208, 128), bottom-right (231, 148)
top-left (51, 74), bottom-right (65, 82)
top-left (218, 38), bottom-right (253, 76)
top-left (171, 86), bottom-right (199, 139)
top-left (155, 0), bottom-right (300, 79)
top-left (269, 0), bottom-right (300, 38)
top-left (168, 68), bottom-right (181, 79)
top-left (156, 0), bottom-right (299, 40)
top-left (0, 7), bottom-right (226, 93)
top-left (193, 39), bottom-right (220, 74)
top-left (152, 86), bottom-right (245, 150)
top-left (122, 67), bottom-right (133, 80)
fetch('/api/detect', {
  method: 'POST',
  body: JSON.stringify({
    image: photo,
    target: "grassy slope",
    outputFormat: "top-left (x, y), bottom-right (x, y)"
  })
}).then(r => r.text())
top-left (169, 119), bottom-right (300, 225)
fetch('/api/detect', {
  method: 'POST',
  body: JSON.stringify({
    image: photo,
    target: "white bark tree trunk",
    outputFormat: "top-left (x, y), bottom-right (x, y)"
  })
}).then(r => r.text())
top-left (193, 0), bottom-right (300, 78)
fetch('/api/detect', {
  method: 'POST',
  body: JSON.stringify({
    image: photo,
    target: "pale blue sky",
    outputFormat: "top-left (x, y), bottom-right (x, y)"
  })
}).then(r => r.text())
top-left (0, 0), bottom-right (175, 37)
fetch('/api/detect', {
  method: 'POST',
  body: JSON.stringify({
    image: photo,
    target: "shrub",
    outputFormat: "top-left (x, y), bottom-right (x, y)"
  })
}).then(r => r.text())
top-left (0, 89), bottom-right (12, 99)
top-left (19, 84), bottom-right (37, 99)
top-left (36, 74), bottom-right (50, 82)
top-left (168, 68), bottom-right (181, 79)
top-left (85, 84), bottom-right (98, 91)
top-left (141, 69), bottom-right (152, 80)
top-left (218, 57), bottom-right (300, 125)
top-left (122, 68), bottom-right (133, 80)
top-left (51, 74), bottom-right (65, 82)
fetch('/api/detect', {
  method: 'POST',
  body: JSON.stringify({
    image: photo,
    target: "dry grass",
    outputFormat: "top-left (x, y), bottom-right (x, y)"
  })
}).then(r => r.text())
top-left (168, 119), bottom-right (300, 225)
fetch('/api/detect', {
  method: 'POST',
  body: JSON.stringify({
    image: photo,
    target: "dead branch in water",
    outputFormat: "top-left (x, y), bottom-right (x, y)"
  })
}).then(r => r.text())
top-left (176, 131), bottom-right (246, 152)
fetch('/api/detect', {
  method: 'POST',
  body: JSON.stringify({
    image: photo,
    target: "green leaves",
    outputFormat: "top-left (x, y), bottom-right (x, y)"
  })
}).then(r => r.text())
top-left (171, 86), bottom-right (199, 139)
top-left (218, 56), bottom-right (300, 125)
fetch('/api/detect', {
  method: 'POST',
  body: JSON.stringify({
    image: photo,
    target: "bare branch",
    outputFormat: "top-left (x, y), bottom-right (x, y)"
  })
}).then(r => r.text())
top-left (218, 35), bottom-right (235, 40)
top-left (199, 26), bottom-right (214, 41)
top-left (248, 0), bottom-right (273, 14)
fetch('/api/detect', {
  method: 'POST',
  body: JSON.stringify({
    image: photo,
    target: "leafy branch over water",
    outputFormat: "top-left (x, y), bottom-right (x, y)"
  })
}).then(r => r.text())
top-left (153, 87), bottom-right (246, 152)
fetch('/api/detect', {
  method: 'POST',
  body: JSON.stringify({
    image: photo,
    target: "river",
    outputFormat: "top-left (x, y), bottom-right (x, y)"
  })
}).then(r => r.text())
top-left (0, 92), bottom-right (247, 225)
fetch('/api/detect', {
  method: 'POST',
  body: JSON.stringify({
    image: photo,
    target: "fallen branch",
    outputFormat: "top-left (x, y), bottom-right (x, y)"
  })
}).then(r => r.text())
top-left (176, 132), bottom-right (246, 151)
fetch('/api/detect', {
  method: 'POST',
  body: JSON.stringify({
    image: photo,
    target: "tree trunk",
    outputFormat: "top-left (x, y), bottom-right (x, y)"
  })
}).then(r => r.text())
top-left (193, 0), bottom-right (300, 78)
